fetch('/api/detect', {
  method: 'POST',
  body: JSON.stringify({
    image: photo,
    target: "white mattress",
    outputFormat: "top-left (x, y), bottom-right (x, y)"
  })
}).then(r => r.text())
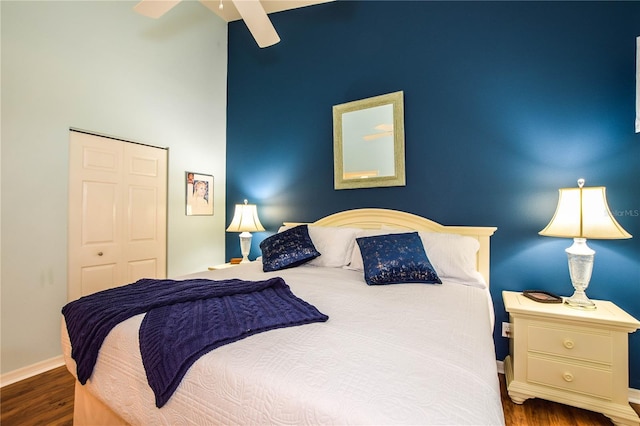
top-left (62, 262), bottom-right (505, 425)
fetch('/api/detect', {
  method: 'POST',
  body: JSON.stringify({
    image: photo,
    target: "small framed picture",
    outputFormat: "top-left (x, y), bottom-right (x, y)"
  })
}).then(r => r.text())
top-left (185, 172), bottom-right (213, 216)
top-left (522, 290), bottom-right (562, 304)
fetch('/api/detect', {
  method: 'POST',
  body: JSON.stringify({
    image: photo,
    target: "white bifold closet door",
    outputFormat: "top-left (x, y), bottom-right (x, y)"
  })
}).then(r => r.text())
top-left (68, 130), bottom-right (167, 301)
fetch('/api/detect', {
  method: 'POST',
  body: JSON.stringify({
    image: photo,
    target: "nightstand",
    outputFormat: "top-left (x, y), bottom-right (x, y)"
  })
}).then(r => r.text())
top-left (208, 263), bottom-right (236, 271)
top-left (503, 291), bottom-right (640, 426)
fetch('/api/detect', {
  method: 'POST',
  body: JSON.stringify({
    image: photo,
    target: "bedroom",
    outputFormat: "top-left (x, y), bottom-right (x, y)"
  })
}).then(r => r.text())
top-left (2, 0), bottom-right (639, 424)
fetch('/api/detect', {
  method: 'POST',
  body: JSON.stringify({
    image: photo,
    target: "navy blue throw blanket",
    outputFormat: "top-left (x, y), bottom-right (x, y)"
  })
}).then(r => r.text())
top-left (62, 277), bottom-right (328, 407)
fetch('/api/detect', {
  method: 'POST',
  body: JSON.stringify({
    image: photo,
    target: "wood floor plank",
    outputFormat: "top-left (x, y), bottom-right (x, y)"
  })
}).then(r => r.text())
top-left (1, 366), bottom-right (75, 426)
top-left (499, 373), bottom-right (640, 426)
top-left (1, 367), bottom-right (639, 425)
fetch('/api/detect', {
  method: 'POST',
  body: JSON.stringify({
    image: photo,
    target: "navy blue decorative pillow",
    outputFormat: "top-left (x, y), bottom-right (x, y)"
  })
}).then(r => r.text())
top-left (356, 232), bottom-right (442, 285)
top-left (260, 225), bottom-right (321, 272)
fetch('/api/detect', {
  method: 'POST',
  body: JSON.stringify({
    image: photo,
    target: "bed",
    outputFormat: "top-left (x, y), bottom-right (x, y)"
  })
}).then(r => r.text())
top-left (62, 208), bottom-right (504, 425)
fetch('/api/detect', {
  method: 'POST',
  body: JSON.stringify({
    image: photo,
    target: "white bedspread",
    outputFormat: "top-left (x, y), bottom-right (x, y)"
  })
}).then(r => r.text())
top-left (62, 262), bottom-right (505, 425)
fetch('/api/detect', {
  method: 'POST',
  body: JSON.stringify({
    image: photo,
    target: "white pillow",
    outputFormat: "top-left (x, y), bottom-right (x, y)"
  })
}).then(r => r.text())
top-left (346, 229), bottom-right (407, 271)
top-left (417, 231), bottom-right (484, 285)
top-left (375, 226), bottom-right (484, 286)
top-left (277, 225), bottom-right (359, 268)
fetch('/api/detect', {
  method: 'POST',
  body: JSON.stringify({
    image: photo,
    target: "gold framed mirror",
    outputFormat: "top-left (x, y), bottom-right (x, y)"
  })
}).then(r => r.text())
top-left (333, 91), bottom-right (405, 190)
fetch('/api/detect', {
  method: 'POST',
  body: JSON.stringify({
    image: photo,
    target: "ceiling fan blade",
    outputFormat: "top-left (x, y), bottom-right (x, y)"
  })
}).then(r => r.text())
top-left (134, 0), bottom-right (182, 19)
top-left (231, 0), bottom-right (280, 48)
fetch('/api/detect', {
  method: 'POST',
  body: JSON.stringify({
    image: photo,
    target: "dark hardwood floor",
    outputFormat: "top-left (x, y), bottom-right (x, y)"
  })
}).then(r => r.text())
top-left (1, 366), bottom-right (74, 426)
top-left (1, 366), bottom-right (639, 425)
top-left (498, 374), bottom-right (640, 425)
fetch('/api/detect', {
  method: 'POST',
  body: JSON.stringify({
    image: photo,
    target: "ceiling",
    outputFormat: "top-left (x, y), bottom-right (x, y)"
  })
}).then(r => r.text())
top-left (200, 0), bottom-right (335, 22)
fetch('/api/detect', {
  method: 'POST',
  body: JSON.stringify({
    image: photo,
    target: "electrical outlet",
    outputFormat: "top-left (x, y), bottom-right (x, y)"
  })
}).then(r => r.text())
top-left (501, 322), bottom-right (511, 338)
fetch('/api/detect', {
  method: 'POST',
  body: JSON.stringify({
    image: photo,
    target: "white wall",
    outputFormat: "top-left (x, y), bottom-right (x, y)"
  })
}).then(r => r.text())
top-left (1, 0), bottom-right (228, 374)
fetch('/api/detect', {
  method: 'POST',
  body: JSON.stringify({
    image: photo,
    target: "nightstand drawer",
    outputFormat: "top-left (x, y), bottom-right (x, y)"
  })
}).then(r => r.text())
top-left (528, 325), bottom-right (611, 364)
top-left (527, 356), bottom-right (612, 399)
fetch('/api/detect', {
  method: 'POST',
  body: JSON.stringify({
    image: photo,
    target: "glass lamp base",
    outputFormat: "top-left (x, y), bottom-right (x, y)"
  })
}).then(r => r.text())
top-left (564, 290), bottom-right (596, 310)
top-left (564, 238), bottom-right (596, 310)
top-left (239, 232), bottom-right (253, 263)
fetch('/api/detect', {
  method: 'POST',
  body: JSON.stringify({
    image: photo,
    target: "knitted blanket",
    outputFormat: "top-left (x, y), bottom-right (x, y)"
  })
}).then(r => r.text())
top-left (62, 277), bottom-right (328, 407)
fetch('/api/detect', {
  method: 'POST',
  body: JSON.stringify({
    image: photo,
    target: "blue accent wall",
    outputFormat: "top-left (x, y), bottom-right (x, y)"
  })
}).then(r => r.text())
top-left (227, 1), bottom-right (640, 387)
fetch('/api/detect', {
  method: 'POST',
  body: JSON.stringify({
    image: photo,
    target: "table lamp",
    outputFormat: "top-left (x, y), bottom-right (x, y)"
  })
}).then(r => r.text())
top-left (226, 199), bottom-right (265, 263)
top-left (539, 179), bottom-right (632, 309)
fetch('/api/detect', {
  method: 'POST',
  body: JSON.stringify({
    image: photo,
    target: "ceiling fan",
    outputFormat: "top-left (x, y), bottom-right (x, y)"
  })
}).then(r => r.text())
top-left (134, 0), bottom-right (280, 48)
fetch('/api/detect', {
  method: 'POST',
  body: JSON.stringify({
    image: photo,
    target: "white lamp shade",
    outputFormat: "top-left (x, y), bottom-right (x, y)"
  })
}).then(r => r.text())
top-left (539, 186), bottom-right (631, 240)
top-left (226, 201), bottom-right (265, 233)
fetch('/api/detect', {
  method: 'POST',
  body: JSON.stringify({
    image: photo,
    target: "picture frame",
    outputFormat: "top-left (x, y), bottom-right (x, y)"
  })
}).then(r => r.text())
top-left (185, 172), bottom-right (213, 216)
top-left (522, 290), bottom-right (563, 304)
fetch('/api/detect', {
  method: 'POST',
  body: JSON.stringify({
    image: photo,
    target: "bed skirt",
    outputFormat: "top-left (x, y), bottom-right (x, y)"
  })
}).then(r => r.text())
top-left (74, 382), bottom-right (128, 426)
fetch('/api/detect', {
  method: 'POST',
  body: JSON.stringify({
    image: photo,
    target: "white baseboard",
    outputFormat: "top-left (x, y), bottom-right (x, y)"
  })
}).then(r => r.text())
top-left (0, 355), bottom-right (65, 388)
top-left (496, 359), bottom-right (640, 404)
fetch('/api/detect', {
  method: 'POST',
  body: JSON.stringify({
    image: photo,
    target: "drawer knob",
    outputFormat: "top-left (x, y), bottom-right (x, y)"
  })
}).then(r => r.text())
top-left (563, 338), bottom-right (575, 349)
top-left (98, 252), bottom-right (104, 256)
top-left (562, 372), bottom-right (574, 382)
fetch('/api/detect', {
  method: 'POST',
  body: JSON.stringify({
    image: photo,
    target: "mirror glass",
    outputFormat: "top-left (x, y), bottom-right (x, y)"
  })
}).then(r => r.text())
top-left (333, 91), bottom-right (405, 190)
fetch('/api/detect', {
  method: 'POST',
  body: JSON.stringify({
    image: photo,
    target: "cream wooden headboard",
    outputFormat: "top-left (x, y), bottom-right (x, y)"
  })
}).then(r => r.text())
top-left (284, 208), bottom-right (497, 286)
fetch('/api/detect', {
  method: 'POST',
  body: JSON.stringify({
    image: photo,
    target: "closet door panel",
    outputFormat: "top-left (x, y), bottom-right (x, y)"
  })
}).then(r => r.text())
top-left (68, 131), bottom-right (167, 301)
